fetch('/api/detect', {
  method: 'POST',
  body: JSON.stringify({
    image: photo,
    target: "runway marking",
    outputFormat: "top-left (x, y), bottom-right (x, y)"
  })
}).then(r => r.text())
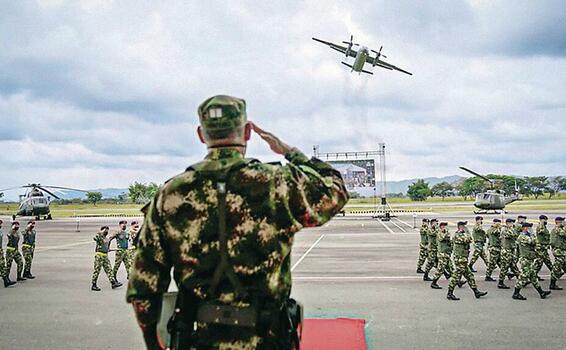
top-left (36, 240), bottom-right (93, 252)
top-left (393, 217), bottom-right (414, 228)
top-left (377, 219), bottom-right (395, 234)
top-left (388, 220), bottom-right (406, 233)
top-left (291, 234), bottom-right (325, 272)
top-left (294, 274), bottom-right (553, 281)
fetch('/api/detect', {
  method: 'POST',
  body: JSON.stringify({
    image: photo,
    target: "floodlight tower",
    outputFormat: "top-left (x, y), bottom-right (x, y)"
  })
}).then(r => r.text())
top-left (372, 142), bottom-right (395, 220)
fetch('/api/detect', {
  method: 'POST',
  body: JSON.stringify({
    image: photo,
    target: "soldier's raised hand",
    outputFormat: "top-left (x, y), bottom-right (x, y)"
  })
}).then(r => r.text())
top-left (250, 122), bottom-right (292, 156)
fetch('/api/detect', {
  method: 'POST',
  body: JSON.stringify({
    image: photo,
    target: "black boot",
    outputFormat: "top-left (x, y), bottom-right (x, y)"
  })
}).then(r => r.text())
top-left (3, 276), bottom-right (16, 287)
top-left (550, 278), bottom-right (563, 290)
top-left (508, 272), bottom-right (515, 280)
top-left (416, 267), bottom-right (425, 274)
top-left (535, 286), bottom-right (551, 299)
top-left (485, 276), bottom-right (496, 282)
top-left (111, 281), bottom-right (123, 289)
top-left (430, 278), bottom-right (442, 290)
top-left (457, 279), bottom-right (467, 288)
top-left (17, 273), bottom-right (26, 281)
top-left (444, 271), bottom-right (451, 280)
top-left (512, 288), bottom-right (526, 300)
top-left (91, 283), bottom-right (101, 291)
top-left (24, 271), bottom-right (35, 279)
top-left (423, 272), bottom-right (432, 281)
top-left (498, 280), bottom-right (510, 289)
top-left (469, 263), bottom-right (477, 273)
top-left (447, 287), bottom-right (460, 301)
top-left (473, 288), bottom-right (488, 299)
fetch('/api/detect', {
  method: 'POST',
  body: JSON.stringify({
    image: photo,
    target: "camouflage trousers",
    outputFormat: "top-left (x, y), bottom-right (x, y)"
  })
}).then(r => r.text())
top-left (498, 248), bottom-right (520, 281)
top-left (533, 246), bottom-right (553, 274)
top-left (0, 249), bottom-right (6, 278)
top-left (449, 257), bottom-right (477, 290)
top-left (432, 252), bottom-right (453, 280)
top-left (485, 246), bottom-right (501, 277)
top-left (22, 244), bottom-right (35, 273)
top-left (92, 253), bottom-right (117, 284)
top-left (469, 242), bottom-right (488, 266)
top-left (551, 249), bottom-right (565, 281)
top-left (515, 257), bottom-right (540, 289)
top-left (5, 247), bottom-right (23, 277)
top-left (112, 249), bottom-right (131, 279)
top-left (424, 248), bottom-right (438, 273)
top-left (417, 243), bottom-right (428, 269)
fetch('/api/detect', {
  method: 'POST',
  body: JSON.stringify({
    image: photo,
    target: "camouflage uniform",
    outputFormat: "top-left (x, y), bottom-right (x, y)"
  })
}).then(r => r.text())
top-left (469, 223), bottom-right (488, 268)
top-left (92, 232), bottom-right (118, 285)
top-left (485, 224), bottom-right (502, 279)
top-left (128, 227), bottom-right (140, 268)
top-left (22, 227), bottom-right (36, 275)
top-left (432, 227), bottom-right (453, 281)
top-left (0, 228), bottom-right (6, 278)
top-left (5, 228), bottom-right (24, 279)
top-left (424, 224), bottom-right (439, 275)
top-left (515, 231), bottom-right (541, 289)
top-left (127, 95), bottom-right (348, 349)
top-left (112, 229), bottom-right (131, 279)
top-left (550, 224), bottom-right (566, 281)
top-left (416, 223), bottom-right (429, 271)
top-left (449, 229), bottom-right (477, 290)
top-left (499, 225), bottom-right (520, 281)
top-left (534, 222), bottom-right (553, 274)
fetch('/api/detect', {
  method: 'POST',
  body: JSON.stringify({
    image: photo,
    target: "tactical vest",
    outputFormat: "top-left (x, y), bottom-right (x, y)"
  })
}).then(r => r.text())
top-left (487, 227), bottom-right (501, 247)
top-left (7, 230), bottom-right (20, 248)
top-left (452, 231), bottom-right (470, 258)
top-left (551, 227), bottom-right (566, 250)
top-left (116, 230), bottom-right (129, 249)
top-left (23, 229), bottom-right (36, 245)
top-left (517, 233), bottom-right (536, 259)
top-left (95, 235), bottom-right (111, 253)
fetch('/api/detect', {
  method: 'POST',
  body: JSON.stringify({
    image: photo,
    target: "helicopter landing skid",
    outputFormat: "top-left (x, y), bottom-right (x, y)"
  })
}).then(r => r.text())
top-left (474, 210), bottom-right (506, 215)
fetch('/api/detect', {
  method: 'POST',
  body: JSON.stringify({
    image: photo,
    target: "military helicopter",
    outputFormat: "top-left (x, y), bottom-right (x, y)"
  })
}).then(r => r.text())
top-left (0, 184), bottom-right (87, 220)
top-left (459, 167), bottom-right (520, 214)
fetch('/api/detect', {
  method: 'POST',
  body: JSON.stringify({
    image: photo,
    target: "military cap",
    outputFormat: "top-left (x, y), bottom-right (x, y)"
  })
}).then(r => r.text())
top-left (439, 222), bottom-right (448, 227)
top-left (493, 218), bottom-right (501, 223)
top-left (119, 220), bottom-right (127, 225)
top-left (198, 95), bottom-right (247, 139)
top-left (430, 218), bottom-right (438, 223)
top-left (28, 220), bottom-right (35, 224)
top-left (457, 221), bottom-right (467, 226)
top-left (12, 221), bottom-right (20, 226)
top-left (521, 222), bottom-right (533, 228)
top-left (131, 221), bottom-right (139, 225)
top-left (505, 218), bottom-right (515, 223)
top-left (517, 215), bottom-right (527, 219)
top-left (539, 215), bottom-right (548, 220)
top-left (422, 218), bottom-right (429, 222)
top-left (475, 216), bottom-right (483, 221)
top-left (100, 225), bottom-right (109, 230)
top-left (556, 217), bottom-right (565, 222)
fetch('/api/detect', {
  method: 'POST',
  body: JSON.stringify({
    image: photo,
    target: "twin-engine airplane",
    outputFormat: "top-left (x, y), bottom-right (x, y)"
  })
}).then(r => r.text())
top-left (312, 35), bottom-right (412, 76)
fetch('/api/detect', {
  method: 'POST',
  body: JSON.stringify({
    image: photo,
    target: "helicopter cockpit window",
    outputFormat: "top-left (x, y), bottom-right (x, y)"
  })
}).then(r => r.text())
top-left (483, 194), bottom-right (491, 200)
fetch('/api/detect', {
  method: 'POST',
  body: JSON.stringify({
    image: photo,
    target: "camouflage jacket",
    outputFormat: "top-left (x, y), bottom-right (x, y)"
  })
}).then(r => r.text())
top-left (550, 225), bottom-right (566, 250)
top-left (535, 223), bottom-right (550, 248)
top-left (501, 225), bottom-right (518, 250)
top-left (517, 232), bottom-right (536, 259)
top-left (472, 224), bottom-right (486, 243)
top-left (427, 225), bottom-right (438, 250)
top-left (487, 225), bottom-right (502, 248)
top-left (452, 229), bottom-right (472, 258)
top-left (436, 228), bottom-right (452, 254)
top-left (127, 147), bottom-right (348, 347)
top-left (419, 224), bottom-right (429, 245)
top-left (94, 233), bottom-right (112, 254)
top-left (23, 228), bottom-right (36, 246)
top-left (0, 228), bottom-right (3, 248)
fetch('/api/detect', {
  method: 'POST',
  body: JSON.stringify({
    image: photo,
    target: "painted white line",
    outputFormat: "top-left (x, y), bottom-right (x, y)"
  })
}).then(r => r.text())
top-left (377, 219), bottom-right (395, 234)
top-left (294, 274), bottom-right (553, 281)
top-left (389, 220), bottom-right (406, 233)
top-left (291, 234), bottom-right (325, 272)
top-left (36, 240), bottom-right (92, 252)
top-left (394, 217), bottom-right (414, 228)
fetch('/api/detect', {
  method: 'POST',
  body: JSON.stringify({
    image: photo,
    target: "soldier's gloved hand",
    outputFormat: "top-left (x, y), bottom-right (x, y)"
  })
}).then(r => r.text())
top-left (250, 122), bottom-right (292, 156)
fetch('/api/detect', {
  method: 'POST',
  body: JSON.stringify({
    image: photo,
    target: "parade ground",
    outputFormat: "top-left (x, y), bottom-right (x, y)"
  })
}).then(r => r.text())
top-left (1, 211), bottom-right (565, 350)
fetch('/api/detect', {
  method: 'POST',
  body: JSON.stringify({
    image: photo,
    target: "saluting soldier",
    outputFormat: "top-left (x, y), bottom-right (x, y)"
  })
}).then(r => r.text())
top-left (91, 226), bottom-right (122, 291)
top-left (111, 220), bottom-right (131, 281)
top-left (485, 218), bottom-right (502, 282)
top-left (5, 221), bottom-right (26, 281)
top-left (550, 216), bottom-right (566, 290)
top-left (533, 215), bottom-right (553, 281)
top-left (1, 219), bottom-right (16, 287)
top-left (469, 216), bottom-right (488, 272)
top-left (513, 222), bottom-right (551, 300)
top-left (416, 218), bottom-right (429, 274)
top-left (126, 95), bottom-right (348, 349)
top-left (447, 221), bottom-right (488, 301)
top-left (21, 220), bottom-right (37, 279)
top-left (423, 218), bottom-right (439, 281)
top-left (430, 222), bottom-right (452, 289)
top-left (498, 218), bottom-right (520, 289)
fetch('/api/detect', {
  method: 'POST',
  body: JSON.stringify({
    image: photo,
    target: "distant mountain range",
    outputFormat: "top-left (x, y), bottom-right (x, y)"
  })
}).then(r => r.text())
top-left (386, 175), bottom-right (464, 194)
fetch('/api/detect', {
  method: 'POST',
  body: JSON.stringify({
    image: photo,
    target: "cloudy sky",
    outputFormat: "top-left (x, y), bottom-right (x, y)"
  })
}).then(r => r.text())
top-left (1, 0), bottom-right (565, 196)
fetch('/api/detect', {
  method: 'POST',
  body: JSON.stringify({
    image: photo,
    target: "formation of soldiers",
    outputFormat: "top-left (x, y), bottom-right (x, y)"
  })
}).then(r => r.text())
top-left (1, 219), bottom-right (38, 288)
top-left (417, 215), bottom-right (566, 301)
top-left (91, 220), bottom-right (140, 291)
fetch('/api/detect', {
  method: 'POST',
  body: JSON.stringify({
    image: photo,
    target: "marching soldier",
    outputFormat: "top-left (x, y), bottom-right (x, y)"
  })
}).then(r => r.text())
top-left (485, 218), bottom-right (502, 282)
top-left (92, 226), bottom-right (122, 291)
top-left (128, 221), bottom-right (140, 270)
top-left (469, 216), bottom-right (488, 272)
top-left (111, 220), bottom-right (131, 281)
top-left (550, 216), bottom-right (566, 290)
top-left (447, 221), bottom-right (488, 301)
top-left (5, 221), bottom-right (25, 281)
top-left (498, 218), bottom-right (520, 289)
top-left (513, 222), bottom-right (551, 300)
top-left (430, 222), bottom-right (452, 289)
top-left (534, 215), bottom-right (553, 281)
top-left (127, 95), bottom-right (348, 349)
top-left (416, 218), bottom-right (429, 273)
top-left (423, 218), bottom-right (439, 281)
top-left (1, 219), bottom-right (16, 287)
top-left (22, 220), bottom-right (37, 279)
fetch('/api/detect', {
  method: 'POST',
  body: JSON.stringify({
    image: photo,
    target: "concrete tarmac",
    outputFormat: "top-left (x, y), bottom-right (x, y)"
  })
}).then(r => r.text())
top-left (0, 212), bottom-right (565, 349)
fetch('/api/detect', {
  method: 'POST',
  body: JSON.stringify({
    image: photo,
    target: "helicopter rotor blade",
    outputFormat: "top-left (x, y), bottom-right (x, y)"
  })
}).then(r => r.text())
top-left (37, 186), bottom-right (61, 200)
top-left (40, 186), bottom-right (89, 193)
top-left (0, 186), bottom-right (26, 192)
top-left (459, 166), bottom-right (495, 187)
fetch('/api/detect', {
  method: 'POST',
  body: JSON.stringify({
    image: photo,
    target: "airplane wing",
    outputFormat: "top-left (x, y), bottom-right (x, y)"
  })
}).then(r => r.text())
top-left (312, 37), bottom-right (357, 58)
top-left (366, 56), bottom-right (412, 75)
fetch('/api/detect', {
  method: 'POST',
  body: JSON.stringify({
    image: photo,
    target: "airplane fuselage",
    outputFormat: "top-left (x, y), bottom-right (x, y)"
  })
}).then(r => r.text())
top-left (352, 47), bottom-right (369, 72)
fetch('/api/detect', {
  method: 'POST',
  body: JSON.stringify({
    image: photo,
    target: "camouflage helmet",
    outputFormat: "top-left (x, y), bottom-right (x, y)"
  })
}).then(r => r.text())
top-left (198, 95), bottom-right (247, 139)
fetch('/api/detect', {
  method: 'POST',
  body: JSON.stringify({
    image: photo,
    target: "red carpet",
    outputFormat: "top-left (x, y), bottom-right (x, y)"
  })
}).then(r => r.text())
top-left (300, 318), bottom-right (367, 350)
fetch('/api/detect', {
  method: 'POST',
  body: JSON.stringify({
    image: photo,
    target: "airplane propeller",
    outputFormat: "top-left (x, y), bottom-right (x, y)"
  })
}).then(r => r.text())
top-left (371, 46), bottom-right (387, 66)
top-left (342, 35), bottom-right (358, 57)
